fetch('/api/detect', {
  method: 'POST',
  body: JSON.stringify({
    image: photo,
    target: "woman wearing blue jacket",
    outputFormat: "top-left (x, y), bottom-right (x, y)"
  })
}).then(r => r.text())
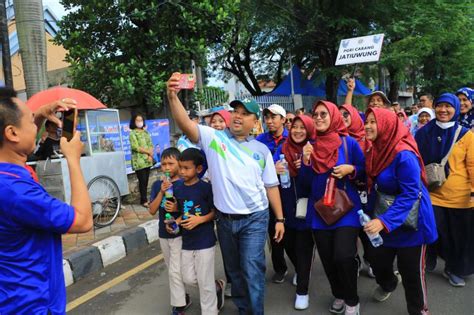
top-left (302, 101), bottom-right (365, 315)
top-left (275, 115), bottom-right (316, 310)
top-left (364, 108), bottom-right (437, 315)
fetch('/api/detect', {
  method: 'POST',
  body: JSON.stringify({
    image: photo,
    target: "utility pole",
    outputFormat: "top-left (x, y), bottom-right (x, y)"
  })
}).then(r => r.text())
top-left (0, 0), bottom-right (13, 87)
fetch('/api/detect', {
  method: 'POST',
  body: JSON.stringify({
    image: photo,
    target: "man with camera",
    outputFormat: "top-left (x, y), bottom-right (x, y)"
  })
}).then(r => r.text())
top-left (0, 87), bottom-right (93, 314)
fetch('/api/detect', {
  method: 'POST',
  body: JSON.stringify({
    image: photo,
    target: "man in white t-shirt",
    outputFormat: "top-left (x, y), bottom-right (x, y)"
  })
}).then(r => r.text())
top-left (167, 73), bottom-right (284, 315)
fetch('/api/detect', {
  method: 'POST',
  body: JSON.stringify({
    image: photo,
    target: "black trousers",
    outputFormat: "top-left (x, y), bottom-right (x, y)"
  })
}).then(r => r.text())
top-left (268, 210), bottom-right (287, 274)
top-left (366, 244), bottom-right (429, 315)
top-left (313, 227), bottom-right (359, 306)
top-left (135, 167), bottom-right (151, 204)
top-left (284, 228), bottom-right (315, 295)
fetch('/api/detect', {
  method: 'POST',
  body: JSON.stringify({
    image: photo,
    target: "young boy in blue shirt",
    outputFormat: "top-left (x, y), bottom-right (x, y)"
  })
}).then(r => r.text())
top-left (173, 148), bottom-right (225, 315)
top-left (149, 147), bottom-right (190, 315)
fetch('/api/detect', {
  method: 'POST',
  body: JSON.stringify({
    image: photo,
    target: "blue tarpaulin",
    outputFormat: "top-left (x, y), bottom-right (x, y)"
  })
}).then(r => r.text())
top-left (269, 65), bottom-right (372, 97)
top-left (337, 79), bottom-right (373, 96)
top-left (269, 65), bottom-right (326, 97)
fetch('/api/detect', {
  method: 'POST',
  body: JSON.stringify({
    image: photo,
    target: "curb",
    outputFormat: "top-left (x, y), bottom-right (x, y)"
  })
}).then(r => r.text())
top-left (63, 219), bottom-right (159, 287)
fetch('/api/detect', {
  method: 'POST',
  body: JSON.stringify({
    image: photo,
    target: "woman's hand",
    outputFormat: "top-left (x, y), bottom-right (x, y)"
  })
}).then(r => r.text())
top-left (347, 78), bottom-right (355, 92)
top-left (275, 161), bottom-right (286, 175)
top-left (332, 164), bottom-right (355, 179)
top-left (294, 158), bottom-right (302, 169)
top-left (303, 142), bottom-right (313, 165)
top-left (364, 219), bottom-right (384, 234)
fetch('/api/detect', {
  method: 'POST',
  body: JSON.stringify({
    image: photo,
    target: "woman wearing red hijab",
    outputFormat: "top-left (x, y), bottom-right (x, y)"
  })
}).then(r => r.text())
top-left (363, 108), bottom-right (437, 315)
top-left (209, 110), bottom-right (231, 130)
top-left (339, 104), bottom-right (367, 152)
top-left (274, 115), bottom-right (315, 310)
top-left (302, 101), bottom-right (365, 315)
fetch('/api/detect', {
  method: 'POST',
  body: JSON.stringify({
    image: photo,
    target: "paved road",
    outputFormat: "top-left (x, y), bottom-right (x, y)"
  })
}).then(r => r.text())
top-left (67, 243), bottom-right (473, 314)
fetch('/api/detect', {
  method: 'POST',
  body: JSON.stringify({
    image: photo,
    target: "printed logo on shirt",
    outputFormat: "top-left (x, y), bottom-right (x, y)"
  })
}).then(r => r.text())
top-left (183, 199), bottom-right (202, 216)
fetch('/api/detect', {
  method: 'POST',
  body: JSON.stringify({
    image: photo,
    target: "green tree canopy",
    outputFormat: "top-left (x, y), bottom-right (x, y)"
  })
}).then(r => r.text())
top-left (55, 0), bottom-right (238, 114)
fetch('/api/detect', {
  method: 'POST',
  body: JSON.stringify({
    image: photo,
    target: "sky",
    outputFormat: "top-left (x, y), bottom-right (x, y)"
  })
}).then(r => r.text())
top-left (42, 0), bottom-right (67, 19)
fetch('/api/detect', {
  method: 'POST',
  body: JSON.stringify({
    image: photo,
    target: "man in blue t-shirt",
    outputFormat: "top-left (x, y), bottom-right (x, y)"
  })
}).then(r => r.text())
top-left (256, 104), bottom-right (290, 284)
top-left (173, 148), bottom-right (224, 314)
top-left (0, 88), bottom-right (93, 315)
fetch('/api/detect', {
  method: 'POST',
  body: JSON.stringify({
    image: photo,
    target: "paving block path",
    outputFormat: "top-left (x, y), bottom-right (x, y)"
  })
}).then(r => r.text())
top-left (62, 204), bottom-right (155, 255)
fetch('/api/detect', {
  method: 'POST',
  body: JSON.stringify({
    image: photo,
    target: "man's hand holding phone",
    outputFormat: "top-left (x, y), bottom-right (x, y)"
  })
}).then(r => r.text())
top-left (60, 131), bottom-right (83, 162)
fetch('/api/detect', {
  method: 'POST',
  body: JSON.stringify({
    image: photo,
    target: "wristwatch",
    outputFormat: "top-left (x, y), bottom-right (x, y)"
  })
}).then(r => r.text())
top-left (275, 218), bottom-right (285, 223)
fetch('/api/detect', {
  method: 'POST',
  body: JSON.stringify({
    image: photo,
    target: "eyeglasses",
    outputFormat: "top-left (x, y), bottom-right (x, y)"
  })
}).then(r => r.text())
top-left (286, 118), bottom-right (293, 123)
top-left (313, 111), bottom-right (328, 119)
top-left (341, 112), bottom-right (350, 118)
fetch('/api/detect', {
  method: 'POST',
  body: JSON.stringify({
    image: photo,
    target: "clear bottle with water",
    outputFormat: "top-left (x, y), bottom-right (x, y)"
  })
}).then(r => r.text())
top-left (357, 210), bottom-right (383, 247)
top-left (164, 213), bottom-right (180, 235)
top-left (279, 154), bottom-right (291, 188)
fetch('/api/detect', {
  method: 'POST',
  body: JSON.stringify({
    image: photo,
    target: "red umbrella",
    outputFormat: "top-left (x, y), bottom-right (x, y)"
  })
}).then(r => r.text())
top-left (26, 87), bottom-right (107, 112)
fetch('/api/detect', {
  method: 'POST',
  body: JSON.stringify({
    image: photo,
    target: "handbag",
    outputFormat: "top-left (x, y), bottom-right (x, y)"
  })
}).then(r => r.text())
top-left (373, 180), bottom-right (421, 231)
top-left (313, 137), bottom-right (354, 225)
top-left (425, 126), bottom-right (461, 191)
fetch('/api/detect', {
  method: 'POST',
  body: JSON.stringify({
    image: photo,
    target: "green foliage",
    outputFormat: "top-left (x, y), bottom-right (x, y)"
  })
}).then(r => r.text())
top-left (211, 0), bottom-right (473, 99)
top-left (55, 0), bottom-right (239, 113)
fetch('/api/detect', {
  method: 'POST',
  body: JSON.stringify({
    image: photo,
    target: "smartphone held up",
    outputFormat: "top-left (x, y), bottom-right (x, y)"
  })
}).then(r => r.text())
top-left (177, 74), bottom-right (196, 90)
top-left (61, 108), bottom-right (78, 141)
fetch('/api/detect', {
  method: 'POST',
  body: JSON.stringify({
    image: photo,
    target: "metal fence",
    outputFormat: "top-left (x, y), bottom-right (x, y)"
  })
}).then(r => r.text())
top-left (196, 88), bottom-right (229, 110)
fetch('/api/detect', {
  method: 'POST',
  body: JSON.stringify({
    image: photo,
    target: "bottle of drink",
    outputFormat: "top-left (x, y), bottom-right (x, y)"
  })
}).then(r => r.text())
top-left (357, 210), bottom-right (383, 247)
top-left (323, 175), bottom-right (336, 206)
top-left (279, 154), bottom-right (291, 188)
top-left (164, 171), bottom-right (173, 199)
top-left (164, 213), bottom-right (180, 235)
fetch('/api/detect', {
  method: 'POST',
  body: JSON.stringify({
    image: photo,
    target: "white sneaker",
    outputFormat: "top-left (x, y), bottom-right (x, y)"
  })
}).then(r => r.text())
top-left (224, 282), bottom-right (232, 297)
top-left (344, 303), bottom-right (360, 315)
top-left (292, 273), bottom-right (297, 286)
top-left (294, 294), bottom-right (309, 310)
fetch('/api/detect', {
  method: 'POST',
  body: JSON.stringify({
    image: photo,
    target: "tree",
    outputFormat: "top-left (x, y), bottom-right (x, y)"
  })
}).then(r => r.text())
top-left (211, 0), bottom-right (473, 100)
top-left (55, 0), bottom-right (238, 115)
top-left (372, 0), bottom-right (474, 100)
top-left (14, 0), bottom-right (48, 98)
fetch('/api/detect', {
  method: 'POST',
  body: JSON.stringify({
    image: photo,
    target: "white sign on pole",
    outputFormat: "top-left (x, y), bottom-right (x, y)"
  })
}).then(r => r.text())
top-left (335, 34), bottom-right (384, 66)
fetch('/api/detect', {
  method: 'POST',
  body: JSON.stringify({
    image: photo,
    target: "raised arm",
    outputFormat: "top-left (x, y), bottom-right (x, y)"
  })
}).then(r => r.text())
top-left (344, 78), bottom-right (355, 106)
top-left (166, 73), bottom-right (199, 143)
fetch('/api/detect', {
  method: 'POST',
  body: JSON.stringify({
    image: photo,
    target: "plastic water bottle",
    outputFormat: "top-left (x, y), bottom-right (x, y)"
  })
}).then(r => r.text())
top-left (164, 213), bottom-right (180, 235)
top-left (357, 210), bottom-right (383, 247)
top-left (279, 154), bottom-right (291, 188)
top-left (164, 171), bottom-right (173, 199)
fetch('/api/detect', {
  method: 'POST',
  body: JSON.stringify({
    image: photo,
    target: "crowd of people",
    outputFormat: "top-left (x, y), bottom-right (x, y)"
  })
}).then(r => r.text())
top-left (152, 74), bottom-right (473, 315)
top-left (0, 70), bottom-right (472, 315)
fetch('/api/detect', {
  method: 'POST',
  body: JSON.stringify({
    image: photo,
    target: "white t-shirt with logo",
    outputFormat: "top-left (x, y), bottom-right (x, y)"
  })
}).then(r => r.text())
top-left (197, 125), bottom-right (279, 214)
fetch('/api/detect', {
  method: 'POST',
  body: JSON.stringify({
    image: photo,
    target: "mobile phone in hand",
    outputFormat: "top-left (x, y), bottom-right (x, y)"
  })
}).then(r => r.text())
top-left (61, 108), bottom-right (78, 141)
top-left (178, 74), bottom-right (196, 90)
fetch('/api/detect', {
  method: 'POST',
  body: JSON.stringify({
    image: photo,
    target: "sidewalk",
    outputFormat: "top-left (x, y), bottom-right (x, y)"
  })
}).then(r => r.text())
top-left (62, 204), bottom-right (155, 254)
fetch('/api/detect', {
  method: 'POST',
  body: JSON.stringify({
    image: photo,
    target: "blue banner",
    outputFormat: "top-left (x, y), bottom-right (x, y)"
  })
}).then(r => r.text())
top-left (120, 119), bottom-right (171, 174)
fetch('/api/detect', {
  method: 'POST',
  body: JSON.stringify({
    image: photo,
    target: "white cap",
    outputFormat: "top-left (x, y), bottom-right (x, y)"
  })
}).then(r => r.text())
top-left (263, 104), bottom-right (286, 117)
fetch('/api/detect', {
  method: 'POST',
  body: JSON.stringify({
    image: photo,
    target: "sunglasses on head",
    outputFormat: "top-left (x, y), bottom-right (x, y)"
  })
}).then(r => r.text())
top-left (313, 111), bottom-right (328, 119)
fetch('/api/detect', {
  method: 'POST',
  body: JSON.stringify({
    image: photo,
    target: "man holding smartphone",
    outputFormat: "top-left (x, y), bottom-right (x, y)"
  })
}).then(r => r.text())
top-left (0, 88), bottom-right (93, 314)
top-left (167, 73), bottom-right (285, 315)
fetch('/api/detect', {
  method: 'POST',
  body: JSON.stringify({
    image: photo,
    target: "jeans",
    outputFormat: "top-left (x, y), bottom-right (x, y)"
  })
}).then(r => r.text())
top-left (217, 210), bottom-right (269, 315)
